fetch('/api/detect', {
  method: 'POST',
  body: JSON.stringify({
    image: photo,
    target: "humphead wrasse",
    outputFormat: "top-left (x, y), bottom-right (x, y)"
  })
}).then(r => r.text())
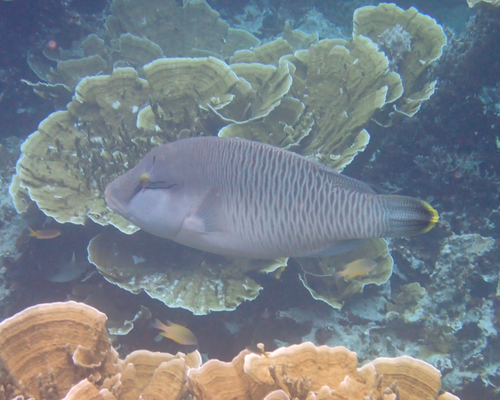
top-left (105, 137), bottom-right (438, 258)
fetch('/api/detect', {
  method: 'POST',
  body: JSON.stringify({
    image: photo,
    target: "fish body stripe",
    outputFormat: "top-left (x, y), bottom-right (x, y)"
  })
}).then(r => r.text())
top-left (195, 138), bottom-right (387, 256)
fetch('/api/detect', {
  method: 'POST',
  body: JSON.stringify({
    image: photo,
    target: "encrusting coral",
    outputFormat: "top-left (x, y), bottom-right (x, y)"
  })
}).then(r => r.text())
top-left (24, 0), bottom-right (260, 95)
top-left (0, 302), bottom-right (460, 400)
top-left (297, 238), bottom-right (393, 309)
top-left (0, 301), bottom-right (118, 400)
top-left (187, 341), bottom-right (459, 400)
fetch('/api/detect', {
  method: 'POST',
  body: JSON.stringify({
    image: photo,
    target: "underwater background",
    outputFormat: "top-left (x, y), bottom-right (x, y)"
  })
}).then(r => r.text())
top-left (0, 0), bottom-right (499, 399)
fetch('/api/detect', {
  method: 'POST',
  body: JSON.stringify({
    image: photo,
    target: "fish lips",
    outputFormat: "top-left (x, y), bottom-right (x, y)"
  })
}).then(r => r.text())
top-left (104, 179), bottom-right (137, 220)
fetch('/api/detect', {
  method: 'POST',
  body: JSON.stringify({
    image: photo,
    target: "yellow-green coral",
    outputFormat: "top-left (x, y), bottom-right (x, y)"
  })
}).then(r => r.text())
top-left (298, 239), bottom-right (393, 309)
top-left (14, 1), bottom-right (447, 314)
top-left (353, 3), bottom-right (447, 116)
top-left (88, 229), bottom-right (287, 314)
top-left (12, 68), bottom-right (150, 232)
top-left (291, 35), bottom-right (403, 170)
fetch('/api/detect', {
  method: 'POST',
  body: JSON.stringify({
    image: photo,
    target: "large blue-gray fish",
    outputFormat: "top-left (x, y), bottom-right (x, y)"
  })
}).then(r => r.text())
top-left (105, 137), bottom-right (438, 258)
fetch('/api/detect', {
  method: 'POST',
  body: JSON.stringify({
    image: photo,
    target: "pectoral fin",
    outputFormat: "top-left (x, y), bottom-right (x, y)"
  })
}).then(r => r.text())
top-left (184, 187), bottom-right (223, 234)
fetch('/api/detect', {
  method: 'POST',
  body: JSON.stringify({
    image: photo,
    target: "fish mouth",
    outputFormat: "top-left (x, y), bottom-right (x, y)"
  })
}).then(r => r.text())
top-left (104, 188), bottom-right (131, 219)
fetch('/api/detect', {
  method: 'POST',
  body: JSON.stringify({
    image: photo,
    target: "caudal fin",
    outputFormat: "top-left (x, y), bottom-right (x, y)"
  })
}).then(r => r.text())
top-left (382, 195), bottom-right (439, 237)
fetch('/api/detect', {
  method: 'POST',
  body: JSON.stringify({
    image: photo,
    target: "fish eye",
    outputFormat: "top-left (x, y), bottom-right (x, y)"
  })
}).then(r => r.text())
top-left (139, 173), bottom-right (150, 188)
top-left (138, 172), bottom-right (177, 190)
top-left (139, 174), bottom-right (177, 190)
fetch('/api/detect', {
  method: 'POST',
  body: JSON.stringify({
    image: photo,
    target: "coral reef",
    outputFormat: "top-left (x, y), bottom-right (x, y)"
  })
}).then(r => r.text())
top-left (8, 1), bottom-right (446, 314)
top-left (0, 301), bottom-right (118, 400)
top-left (275, 233), bottom-right (499, 394)
top-left (1, 1), bottom-right (498, 399)
top-left (88, 229), bottom-right (286, 314)
top-left (0, 302), bottom-right (460, 400)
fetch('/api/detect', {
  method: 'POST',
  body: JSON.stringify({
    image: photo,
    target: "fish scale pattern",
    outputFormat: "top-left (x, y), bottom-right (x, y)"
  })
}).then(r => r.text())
top-left (201, 138), bottom-right (387, 257)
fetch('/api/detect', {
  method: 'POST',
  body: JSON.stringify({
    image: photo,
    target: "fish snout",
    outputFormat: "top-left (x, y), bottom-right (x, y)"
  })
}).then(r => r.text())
top-left (104, 183), bottom-right (131, 218)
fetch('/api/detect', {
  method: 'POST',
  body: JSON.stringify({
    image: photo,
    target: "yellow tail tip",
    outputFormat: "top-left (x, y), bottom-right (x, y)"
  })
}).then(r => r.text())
top-left (421, 201), bottom-right (439, 233)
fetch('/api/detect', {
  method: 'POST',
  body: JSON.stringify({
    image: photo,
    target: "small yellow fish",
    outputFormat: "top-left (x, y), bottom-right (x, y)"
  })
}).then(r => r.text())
top-left (152, 319), bottom-right (198, 346)
top-left (274, 266), bottom-right (286, 279)
top-left (335, 258), bottom-right (377, 280)
top-left (28, 227), bottom-right (61, 239)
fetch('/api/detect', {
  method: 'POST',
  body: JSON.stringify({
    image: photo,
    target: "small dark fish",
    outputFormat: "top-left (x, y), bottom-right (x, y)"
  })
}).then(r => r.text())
top-left (152, 319), bottom-right (198, 346)
top-left (105, 137), bottom-right (438, 258)
top-left (46, 252), bottom-right (86, 283)
top-left (28, 227), bottom-right (61, 239)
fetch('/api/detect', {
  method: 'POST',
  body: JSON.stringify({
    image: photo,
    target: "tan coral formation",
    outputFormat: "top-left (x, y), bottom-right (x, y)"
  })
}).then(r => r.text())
top-left (0, 304), bottom-right (459, 400)
top-left (298, 238), bottom-right (393, 309)
top-left (366, 356), bottom-right (442, 400)
top-left (187, 342), bottom-right (459, 400)
top-left (0, 302), bottom-right (202, 400)
top-left (0, 301), bottom-right (117, 400)
top-left (87, 229), bottom-right (286, 314)
top-left (109, 350), bottom-right (202, 400)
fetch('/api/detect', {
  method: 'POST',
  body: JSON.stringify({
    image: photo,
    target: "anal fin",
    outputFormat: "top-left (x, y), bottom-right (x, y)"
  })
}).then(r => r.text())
top-left (306, 239), bottom-right (367, 257)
